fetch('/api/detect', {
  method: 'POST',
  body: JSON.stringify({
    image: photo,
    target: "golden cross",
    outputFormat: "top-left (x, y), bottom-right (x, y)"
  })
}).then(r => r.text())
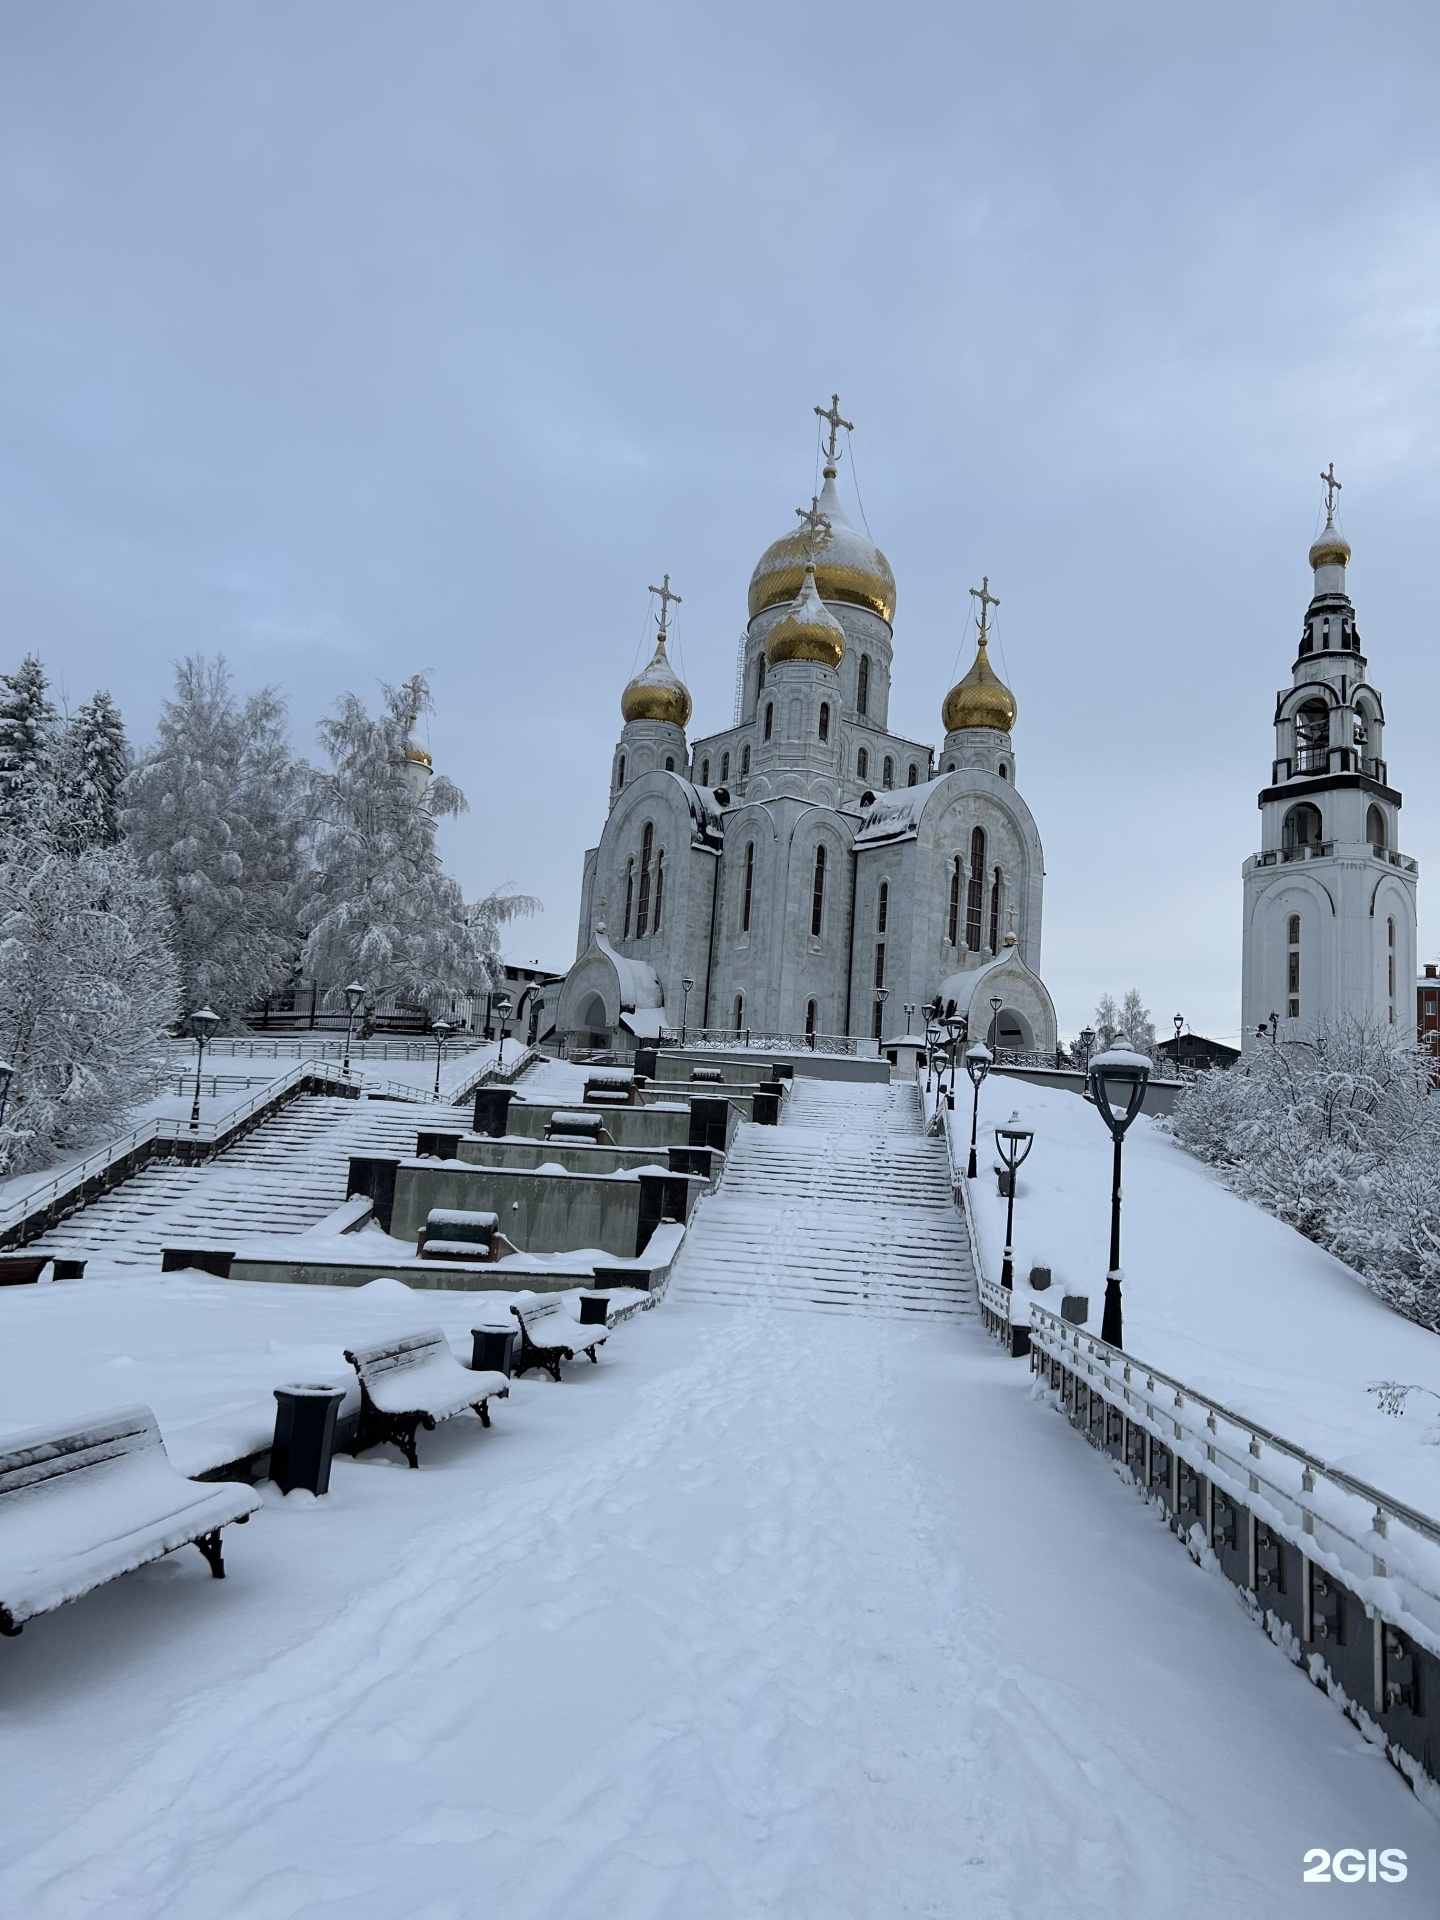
top-left (814, 393), bottom-right (853, 466)
top-left (1320, 463), bottom-right (1342, 516)
top-left (969, 575), bottom-right (1000, 637)
top-left (647, 573), bottom-right (682, 635)
top-left (795, 495), bottom-right (832, 564)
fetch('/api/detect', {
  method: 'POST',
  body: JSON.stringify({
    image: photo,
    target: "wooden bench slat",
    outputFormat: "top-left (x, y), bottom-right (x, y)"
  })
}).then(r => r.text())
top-left (344, 1326), bottom-right (508, 1468)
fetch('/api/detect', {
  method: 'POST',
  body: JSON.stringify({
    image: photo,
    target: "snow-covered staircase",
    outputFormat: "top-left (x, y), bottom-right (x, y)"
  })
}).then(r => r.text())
top-left (673, 1077), bottom-right (976, 1318)
top-left (25, 1095), bottom-right (470, 1270)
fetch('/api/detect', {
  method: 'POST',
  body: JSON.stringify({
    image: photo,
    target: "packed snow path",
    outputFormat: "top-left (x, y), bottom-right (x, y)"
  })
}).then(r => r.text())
top-left (1, 1303), bottom-right (1435, 1917)
top-left (676, 1076), bottom-right (976, 1318)
top-left (24, 1094), bottom-right (468, 1269)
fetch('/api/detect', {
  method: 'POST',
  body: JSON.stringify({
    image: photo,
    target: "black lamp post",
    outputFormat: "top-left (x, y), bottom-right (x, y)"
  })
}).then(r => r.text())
top-left (903, 1003), bottom-right (915, 1035)
top-left (342, 982), bottom-right (365, 1077)
top-left (994, 1111), bottom-right (1035, 1288)
top-left (430, 1017), bottom-right (456, 1097)
top-left (680, 976), bottom-right (695, 1042)
top-left (187, 1006), bottom-right (220, 1131)
top-left (493, 997), bottom-right (513, 1069)
top-left (941, 1014), bottom-right (966, 1104)
top-left (988, 993), bottom-right (1003, 1048)
top-left (0, 1059), bottom-right (13, 1130)
top-left (964, 1041), bottom-right (992, 1178)
top-left (1077, 1026), bottom-right (1096, 1075)
top-left (1087, 1035), bottom-right (1153, 1348)
top-left (1172, 1012), bottom-right (1184, 1074)
top-left (875, 985), bottom-right (889, 1051)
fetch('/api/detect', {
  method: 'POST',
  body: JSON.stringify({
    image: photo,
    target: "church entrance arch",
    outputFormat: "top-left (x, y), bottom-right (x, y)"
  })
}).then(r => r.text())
top-left (986, 1005), bottom-right (1034, 1050)
top-left (576, 993), bottom-right (609, 1043)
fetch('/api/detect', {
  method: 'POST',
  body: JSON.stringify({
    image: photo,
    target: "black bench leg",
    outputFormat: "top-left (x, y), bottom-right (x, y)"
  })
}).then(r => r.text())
top-left (194, 1530), bottom-right (226, 1579)
top-left (398, 1421), bottom-right (421, 1469)
top-left (473, 1400), bottom-right (491, 1429)
top-left (586, 1347), bottom-right (599, 1364)
top-left (547, 1357), bottom-right (563, 1383)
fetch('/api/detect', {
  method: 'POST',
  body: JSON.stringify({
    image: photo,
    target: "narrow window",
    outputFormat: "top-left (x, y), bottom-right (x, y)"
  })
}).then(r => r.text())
top-left (763, 702), bottom-right (774, 742)
top-left (998, 763), bottom-right (1009, 780)
top-left (883, 756), bottom-right (894, 789)
top-left (721, 751), bottom-right (730, 783)
top-left (700, 758), bottom-right (710, 785)
top-left (734, 993), bottom-right (744, 1034)
top-left (653, 851), bottom-right (664, 934)
top-left (742, 841), bottom-right (755, 933)
top-left (1388, 917), bottom-right (1396, 1021)
top-left (948, 855), bottom-right (961, 945)
top-left (664, 755), bottom-right (674, 772)
top-left (877, 881), bottom-right (888, 933)
top-left (857, 654), bottom-right (870, 715)
top-left (617, 754), bottom-right (626, 790)
top-left (989, 866), bottom-right (1001, 954)
top-left (818, 701), bottom-right (830, 742)
top-left (636, 822), bottom-right (654, 938)
top-left (908, 763), bottom-right (918, 786)
top-left (966, 826), bottom-right (986, 951)
top-left (805, 999), bottom-right (817, 1037)
top-left (1367, 804), bottom-right (1387, 850)
top-left (874, 942), bottom-right (885, 989)
top-left (741, 744), bottom-right (751, 776)
top-left (623, 859), bottom-right (634, 938)
top-left (757, 655), bottom-right (766, 696)
top-left (1286, 914), bottom-right (1300, 1018)
top-left (857, 747), bottom-right (869, 781)
top-left (811, 844), bottom-right (826, 937)
top-left (872, 1000), bottom-right (884, 1040)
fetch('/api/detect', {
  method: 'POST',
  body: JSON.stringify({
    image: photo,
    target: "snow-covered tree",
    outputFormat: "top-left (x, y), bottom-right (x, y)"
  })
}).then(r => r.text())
top-left (0, 834), bottom-right (178, 1172)
top-left (298, 674), bottom-right (536, 1016)
top-left (0, 655), bottom-right (59, 837)
top-left (1092, 993), bottom-right (1121, 1049)
top-left (124, 657), bottom-right (306, 1023)
top-left (1092, 989), bottom-right (1155, 1052)
top-left (55, 690), bottom-right (130, 851)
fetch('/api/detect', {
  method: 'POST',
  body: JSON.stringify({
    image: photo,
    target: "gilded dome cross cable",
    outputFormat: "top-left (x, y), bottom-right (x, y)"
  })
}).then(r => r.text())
top-left (969, 575), bottom-right (1000, 637)
top-left (795, 494), bottom-right (833, 565)
top-left (648, 572), bottom-right (682, 637)
top-left (814, 393), bottom-right (854, 468)
top-left (1320, 463), bottom-right (1342, 517)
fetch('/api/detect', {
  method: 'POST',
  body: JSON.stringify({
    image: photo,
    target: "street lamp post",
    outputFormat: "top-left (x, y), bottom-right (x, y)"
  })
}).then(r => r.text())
top-left (941, 1014), bottom-right (966, 1104)
top-left (342, 982), bottom-right (365, 1078)
top-left (187, 1006), bottom-right (220, 1132)
top-left (1172, 1012), bottom-right (1184, 1075)
top-left (0, 1059), bottom-right (13, 1131)
top-left (875, 985), bottom-right (889, 1052)
top-left (430, 1017), bottom-right (456, 1098)
top-left (988, 993), bottom-right (1003, 1048)
top-left (903, 1003), bottom-right (915, 1035)
top-left (994, 1111), bottom-right (1035, 1289)
top-left (1087, 1035), bottom-right (1153, 1349)
top-left (680, 976), bottom-right (695, 1043)
top-left (1077, 1026), bottom-right (1096, 1076)
top-left (964, 1042), bottom-right (992, 1178)
top-left (492, 997), bottom-right (513, 1070)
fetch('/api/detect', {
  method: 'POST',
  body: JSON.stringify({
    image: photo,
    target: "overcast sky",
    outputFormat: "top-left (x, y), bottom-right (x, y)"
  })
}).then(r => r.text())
top-left (2, 1), bottom-right (1438, 1040)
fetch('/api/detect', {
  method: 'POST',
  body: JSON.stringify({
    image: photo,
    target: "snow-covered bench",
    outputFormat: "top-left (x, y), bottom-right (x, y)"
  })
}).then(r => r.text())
top-left (584, 1071), bottom-right (638, 1108)
top-left (509, 1293), bottom-right (608, 1382)
top-left (416, 1208), bottom-right (519, 1263)
top-left (544, 1110), bottom-right (614, 1143)
top-left (0, 1406), bottom-right (262, 1636)
top-left (344, 1329), bottom-right (509, 1468)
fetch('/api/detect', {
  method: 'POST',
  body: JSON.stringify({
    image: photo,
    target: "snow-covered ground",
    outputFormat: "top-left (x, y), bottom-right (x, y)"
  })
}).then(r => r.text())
top-left (1, 1296), bottom-right (1436, 1916)
top-left (959, 1076), bottom-right (1440, 1519)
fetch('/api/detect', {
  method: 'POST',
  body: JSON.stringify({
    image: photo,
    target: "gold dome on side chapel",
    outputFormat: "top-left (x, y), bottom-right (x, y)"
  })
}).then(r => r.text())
top-left (766, 564), bottom-right (848, 670)
top-left (943, 630), bottom-right (1017, 733)
top-left (748, 468), bottom-right (896, 624)
top-left (1308, 511), bottom-right (1351, 570)
top-left (620, 632), bottom-right (692, 728)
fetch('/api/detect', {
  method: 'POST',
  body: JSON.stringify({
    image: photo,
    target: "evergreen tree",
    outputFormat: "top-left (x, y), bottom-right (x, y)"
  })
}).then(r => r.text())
top-left (55, 689), bottom-right (130, 849)
top-left (1093, 993), bottom-right (1121, 1049)
top-left (1092, 989), bottom-right (1155, 1052)
top-left (298, 673), bottom-right (535, 1014)
top-left (124, 657), bottom-right (305, 1022)
top-left (0, 655), bottom-right (59, 836)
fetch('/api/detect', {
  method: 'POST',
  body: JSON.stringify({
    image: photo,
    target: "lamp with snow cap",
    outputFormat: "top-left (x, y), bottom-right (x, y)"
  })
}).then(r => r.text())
top-left (342, 982), bottom-right (365, 1079)
top-left (1086, 1034), bottom-right (1153, 1349)
top-left (681, 977), bottom-right (695, 1043)
top-left (993, 1111), bottom-right (1034, 1289)
top-left (430, 1017), bottom-right (456, 1097)
top-left (964, 1043), bottom-right (992, 1179)
top-left (492, 997), bottom-right (513, 1070)
top-left (187, 1006), bottom-right (220, 1132)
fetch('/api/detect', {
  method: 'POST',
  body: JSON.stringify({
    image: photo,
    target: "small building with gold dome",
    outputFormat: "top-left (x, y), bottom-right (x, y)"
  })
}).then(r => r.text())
top-left (557, 403), bottom-right (1057, 1053)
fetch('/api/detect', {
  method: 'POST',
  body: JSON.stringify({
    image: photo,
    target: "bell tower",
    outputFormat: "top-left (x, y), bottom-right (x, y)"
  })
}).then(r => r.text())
top-left (1240, 470), bottom-right (1418, 1047)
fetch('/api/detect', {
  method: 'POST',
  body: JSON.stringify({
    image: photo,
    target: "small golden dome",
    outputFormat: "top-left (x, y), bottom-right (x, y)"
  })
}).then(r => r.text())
top-left (766, 565), bottom-right (848, 670)
top-left (748, 470), bottom-right (896, 624)
top-left (942, 632), bottom-right (1017, 734)
top-left (621, 633), bottom-right (692, 728)
top-left (1308, 513), bottom-right (1351, 570)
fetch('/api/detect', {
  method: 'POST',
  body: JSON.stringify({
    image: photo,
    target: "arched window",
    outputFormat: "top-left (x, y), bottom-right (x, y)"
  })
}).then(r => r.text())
top-left (857, 654), bottom-right (870, 715)
top-left (763, 702), bottom-right (774, 742)
top-left (757, 655), bottom-right (766, 696)
top-left (1388, 916), bottom-right (1397, 1021)
top-left (805, 999), bottom-right (817, 1037)
top-left (872, 999), bottom-right (885, 1040)
top-left (636, 822), bottom-right (654, 938)
top-left (1282, 803), bottom-right (1323, 853)
top-left (966, 827), bottom-right (986, 951)
top-left (989, 866), bottom-right (1001, 955)
top-left (734, 993), bottom-right (745, 1034)
top-left (742, 841), bottom-right (755, 933)
top-left (1294, 700), bottom-right (1329, 774)
top-left (720, 751), bottom-right (730, 783)
top-left (998, 763), bottom-right (1009, 781)
top-left (874, 942), bottom-right (885, 988)
top-left (818, 702), bottom-right (830, 742)
top-left (617, 754), bottom-right (626, 790)
top-left (948, 855), bottom-right (961, 945)
top-left (877, 881), bottom-right (888, 933)
top-left (623, 859), bottom-right (634, 938)
top-left (741, 744), bottom-right (751, 776)
top-left (857, 747), bottom-right (869, 781)
top-left (664, 755), bottom-right (674, 772)
top-left (700, 758), bottom-right (710, 785)
top-left (908, 763), bottom-right (918, 786)
top-left (1367, 804), bottom-right (1387, 849)
top-left (882, 756), bottom-right (894, 790)
top-left (1287, 914), bottom-right (1301, 1018)
top-left (653, 851), bottom-right (665, 934)
top-left (811, 844), bottom-right (826, 937)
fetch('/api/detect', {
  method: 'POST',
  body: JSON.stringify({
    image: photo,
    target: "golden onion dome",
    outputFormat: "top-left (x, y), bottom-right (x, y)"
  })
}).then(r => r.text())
top-left (942, 631), bottom-right (1017, 733)
top-left (748, 469), bottom-right (896, 624)
top-left (766, 564), bottom-right (848, 670)
top-left (1308, 512), bottom-right (1351, 570)
top-left (620, 632), bottom-right (692, 728)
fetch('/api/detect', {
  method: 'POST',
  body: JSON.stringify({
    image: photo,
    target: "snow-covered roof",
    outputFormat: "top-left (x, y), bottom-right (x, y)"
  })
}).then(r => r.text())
top-left (854, 776), bottom-right (948, 846)
top-left (593, 927), bottom-right (663, 1013)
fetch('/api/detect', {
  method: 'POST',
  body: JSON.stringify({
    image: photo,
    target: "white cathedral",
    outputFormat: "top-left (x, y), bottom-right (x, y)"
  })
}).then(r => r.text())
top-left (555, 401), bottom-right (1059, 1054)
top-left (1240, 473), bottom-right (1418, 1049)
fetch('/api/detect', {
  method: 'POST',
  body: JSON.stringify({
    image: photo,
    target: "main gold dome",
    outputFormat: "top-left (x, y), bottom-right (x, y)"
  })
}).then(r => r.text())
top-left (942, 632), bottom-right (1017, 733)
top-left (621, 633), bottom-right (692, 727)
top-left (766, 565), bottom-right (848, 670)
top-left (1308, 512), bottom-right (1351, 570)
top-left (748, 469), bottom-right (896, 624)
